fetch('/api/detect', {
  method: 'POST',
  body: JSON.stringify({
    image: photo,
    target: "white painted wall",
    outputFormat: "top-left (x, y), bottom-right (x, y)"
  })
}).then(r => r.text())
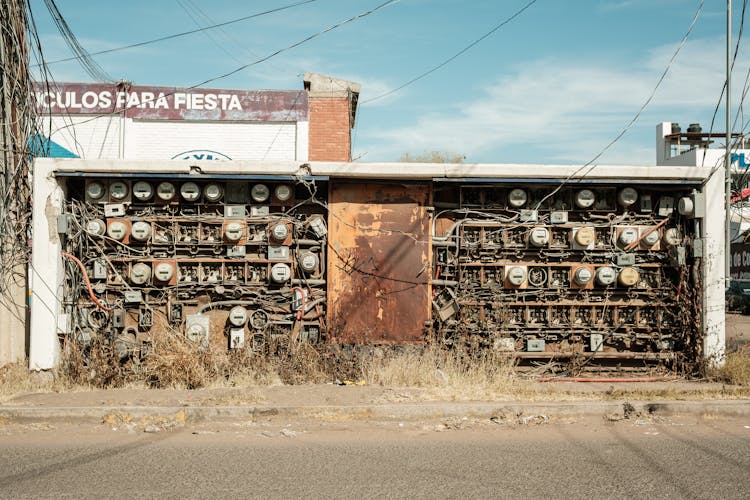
top-left (129, 121), bottom-right (298, 161)
top-left (44, 115), bottom-right (309, 161)
top-left (44, 115), bottom-right (122, 159)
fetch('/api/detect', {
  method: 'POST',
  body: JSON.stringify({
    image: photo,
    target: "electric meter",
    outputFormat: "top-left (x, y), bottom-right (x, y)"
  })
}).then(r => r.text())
top-left (250, 310), bottom-right (269, 330)
top-left (185, 314), bottom-right (209, 346)
top-left (130, 263), bottom-right (151, 285)
top-left (228, 306), bottom-right (248, 327)
top-left (641, 228), bottom-right (660, 247)
top-left (506, 266), bottom-right (527, 286)
top-left (251, 183), bottom-right (270, 203)
top-left (308, 216), bottom-right (327, 237)
top-left (663, 227), bottom-right (682, 246)
top-left (527, 267), bottom-right (548, 287)
top-left (618, 267), bottom-right (639, 287)
top-left (508, 188), bottom-right (528, 208)
top-left (109, 181), bottom-right (129, 200)
top-left (678, 197), bottom-right (695, 217)
top-left (274, 184), bottom-right (293, 202)
top-left (224, 222), bottom-right (244, 242)
top-left (617, 187), bottom-right (638, 207)
top-left (574, 227), bottom-right (596, 247)
top-left (618, 227), bottom-right (638, 246)
top-left (132, 181), bottom-right (153, 201)
top-left (573, 267), bottom-right (593, 286)
top-left (271, 223), bottom-right (289, 242)
top-left (180, 182), bottom-right (200, 202)
top-left (130, 221), bottom-right (152, 242)
top-left (270, 263), bottom-right (291, 284)
top-left (156, 182), bottom-right (176, 201)
top-left (86, 219), bottom-right (106, 236)
top-left (299, 252), bottom-right (319, 273)
top-left (203, 183), bottom-right (223, 202)
top-left (154, 262), bottom-right (175, 282)
top-left (528, 227), bottom-right (549, 247)
top-left (595, 266), bottom-right (616, 286)
top-left (86, 181), bottom-right (105, 200)
top-left (107, 221), bottom-right (128, 240)
top-left (574, 189), bottom-right (596, 209)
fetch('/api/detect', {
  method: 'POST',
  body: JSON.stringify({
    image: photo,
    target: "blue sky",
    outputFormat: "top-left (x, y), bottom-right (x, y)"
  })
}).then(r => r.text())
top-left (29, 0), bottom-right (747, 164)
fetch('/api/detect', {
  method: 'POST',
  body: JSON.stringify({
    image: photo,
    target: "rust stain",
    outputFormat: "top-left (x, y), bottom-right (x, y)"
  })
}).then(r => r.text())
top-left (328, 183), bottom-right (430, 343)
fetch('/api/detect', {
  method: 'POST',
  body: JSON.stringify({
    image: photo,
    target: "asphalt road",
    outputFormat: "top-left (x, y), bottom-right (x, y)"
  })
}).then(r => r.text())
top-left (1, 417), bottom-right (749, 499)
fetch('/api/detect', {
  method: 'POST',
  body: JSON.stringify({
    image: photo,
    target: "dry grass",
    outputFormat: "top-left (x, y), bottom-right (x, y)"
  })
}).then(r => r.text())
top-left (55, 327), bottom-right (336, 390)
top-left (6, 332), bottom-right (750, 403)
top-left (359, 346), bottom-right (530, 400)
top-left (715, 351), bottom-right (750, 386)
top-left (0, 361), bottom-right (53, 402)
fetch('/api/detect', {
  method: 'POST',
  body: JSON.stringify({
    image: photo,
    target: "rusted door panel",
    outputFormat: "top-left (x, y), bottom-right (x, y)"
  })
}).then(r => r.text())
top-left (328, 182), bottom-right (431, 343)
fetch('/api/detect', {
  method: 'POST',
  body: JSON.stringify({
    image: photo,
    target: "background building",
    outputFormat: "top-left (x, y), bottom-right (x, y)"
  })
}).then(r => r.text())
top-left (34, 73), bottom-right (360, 163)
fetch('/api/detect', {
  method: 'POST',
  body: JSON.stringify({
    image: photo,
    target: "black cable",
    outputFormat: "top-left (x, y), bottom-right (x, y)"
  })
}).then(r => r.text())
top-left (42, 0), bottom-right (112, 81)
top-left (49, 0), bottom-right (400, 136)
top-left (188, 0), bottom-right (399, 90)
top-left (701, 0), bottom-right (747, 167)
top-left (41, 0), bottom-right (319, 66)
top-left (363, 0), bottom-right (538, 104)
top-left (534, 0), bottom-right (703, 210)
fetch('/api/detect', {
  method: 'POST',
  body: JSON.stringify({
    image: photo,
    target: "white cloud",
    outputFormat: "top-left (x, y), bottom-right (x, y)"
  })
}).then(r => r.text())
top-left (360, 36), bottom-right (741, 164)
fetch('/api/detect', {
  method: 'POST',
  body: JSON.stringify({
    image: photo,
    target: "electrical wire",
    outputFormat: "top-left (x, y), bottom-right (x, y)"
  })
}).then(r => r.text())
top-left (188, 0), bottom-right (400, 91)
top-left (40, 0), bottom-right (319, 66)
top-left (534, 0), bottom-right (703, 210)
top-left (701, 0), bottom-right (747, 168)
top-left (48, 0), bottom-right (401, 136)
top-left (362, 0), bottom-right (538, 104)
top-left (61, 252), bottom-right (111, 312)
top-left (42, 0), bottom-right (112, 81)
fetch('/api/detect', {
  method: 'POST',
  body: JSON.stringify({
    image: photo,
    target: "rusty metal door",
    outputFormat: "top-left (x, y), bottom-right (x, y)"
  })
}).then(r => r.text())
top-left (327, 182), bottom-right (431, 343)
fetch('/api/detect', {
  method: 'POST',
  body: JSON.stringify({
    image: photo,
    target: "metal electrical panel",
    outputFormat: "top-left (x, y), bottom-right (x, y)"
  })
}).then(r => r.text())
top-left (60, 176), bottom-right (328, 353)
top-left (430, 183), bottom-right (699, 364)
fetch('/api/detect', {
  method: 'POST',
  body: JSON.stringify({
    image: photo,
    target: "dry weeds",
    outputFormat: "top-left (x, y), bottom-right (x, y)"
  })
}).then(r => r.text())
top-left (0, 361), bottom-right (53, 402)
top-left (4, 334), bottom-right (750, 403)
top-left (56, 328), bottom-right (338, 390)
top-left (715, 350), bottom-right (750, 386)
top-left (359, 346), bottom-right (535, 401)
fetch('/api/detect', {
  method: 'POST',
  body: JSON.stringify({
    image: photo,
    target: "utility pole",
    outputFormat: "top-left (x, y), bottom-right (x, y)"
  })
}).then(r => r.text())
top-left (726, 0), bottom-right (732, 286)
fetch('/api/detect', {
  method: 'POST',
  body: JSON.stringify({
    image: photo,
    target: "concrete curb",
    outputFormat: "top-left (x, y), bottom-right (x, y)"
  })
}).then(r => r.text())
top-left (1, 400), bottom-right (749, 425)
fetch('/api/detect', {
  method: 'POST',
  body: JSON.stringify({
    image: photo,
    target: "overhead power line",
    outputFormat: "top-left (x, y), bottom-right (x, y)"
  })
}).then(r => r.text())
top-left (42, 0), bottom-right (113, 81)
top-left (580, 0), bottom-right (703, 167)
top-left (533, 0), bottom-right (704, 210)
top-left (190, 0), bottom-right (400, 89)
top-left (702, 0), bottom-right (747, 168)
top-left (363, 0), bottom-right (538, 104)
top-left (41, 0), bottom-right (319, 66)
top-left (50, 0), bottom-right (400, 134)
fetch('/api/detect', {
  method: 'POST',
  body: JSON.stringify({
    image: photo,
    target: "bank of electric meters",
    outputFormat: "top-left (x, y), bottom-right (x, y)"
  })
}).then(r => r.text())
top-left (61, 177), bottom-right (327, 353)
top-left (430, 184), bottom-right (701, 360)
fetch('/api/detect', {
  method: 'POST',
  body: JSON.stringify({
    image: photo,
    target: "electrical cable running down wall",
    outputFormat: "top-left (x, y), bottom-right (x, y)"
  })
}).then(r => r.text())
top-left (0, 0), bottom-right (43, 364)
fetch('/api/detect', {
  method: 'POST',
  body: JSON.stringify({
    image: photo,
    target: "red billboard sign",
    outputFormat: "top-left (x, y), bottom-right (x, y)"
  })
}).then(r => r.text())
top-left (33, 82), bottom-right (308, 122)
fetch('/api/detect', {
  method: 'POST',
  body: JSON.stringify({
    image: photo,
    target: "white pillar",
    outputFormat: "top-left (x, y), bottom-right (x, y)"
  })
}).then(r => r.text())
top-left (702, 167), bottom-right (726, 365)
top-left (656, 122), bottom-right (672, 166)
top-left (29, 158), bottom-right (63, 370)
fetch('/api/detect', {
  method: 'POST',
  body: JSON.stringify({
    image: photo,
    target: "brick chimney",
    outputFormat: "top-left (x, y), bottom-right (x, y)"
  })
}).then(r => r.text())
top-left (304, 73), bottom-right (360, 162)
